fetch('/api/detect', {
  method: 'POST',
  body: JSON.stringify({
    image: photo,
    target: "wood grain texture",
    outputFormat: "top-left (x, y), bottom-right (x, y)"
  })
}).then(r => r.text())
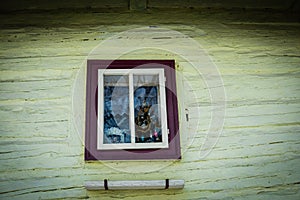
top-left (0, 8), bottom-right (299, 200)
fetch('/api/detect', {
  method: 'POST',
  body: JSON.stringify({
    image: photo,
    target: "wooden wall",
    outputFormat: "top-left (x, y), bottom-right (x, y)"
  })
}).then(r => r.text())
top-left (1, 0), bottom-right (299, 11)
top-left (0, 8), bottom-right (299, 199)
top-left (149, 0), bottom-right (299, 10)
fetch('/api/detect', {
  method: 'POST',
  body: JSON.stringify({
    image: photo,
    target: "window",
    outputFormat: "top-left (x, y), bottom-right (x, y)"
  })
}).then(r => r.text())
top-left (98, 68), bottom-right (168, 150)
top-left (85, 60), bottom-right (181, 160)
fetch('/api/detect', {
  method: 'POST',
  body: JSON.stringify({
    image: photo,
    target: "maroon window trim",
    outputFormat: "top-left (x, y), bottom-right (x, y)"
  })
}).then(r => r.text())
top-left (85, 60), bottom-right (181, 160)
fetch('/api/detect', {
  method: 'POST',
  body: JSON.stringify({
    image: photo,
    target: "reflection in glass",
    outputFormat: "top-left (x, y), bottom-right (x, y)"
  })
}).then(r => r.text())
top-left (103, 75), bottom-right (131, 144)
top-left (133, 74), bottom-right (162, 143)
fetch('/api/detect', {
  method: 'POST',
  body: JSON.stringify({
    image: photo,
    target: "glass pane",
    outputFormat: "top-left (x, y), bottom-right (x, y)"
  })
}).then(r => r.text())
top-left (133, 74), bottom-right (162, 143)
top-left (103, 75), bottom-right (131, 144)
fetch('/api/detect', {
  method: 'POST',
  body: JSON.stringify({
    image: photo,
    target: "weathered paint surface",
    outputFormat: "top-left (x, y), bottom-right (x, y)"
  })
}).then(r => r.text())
top-left (0, 9), bottom-right (299, 199)
top-left (1, 0), bottom-right (299, 11)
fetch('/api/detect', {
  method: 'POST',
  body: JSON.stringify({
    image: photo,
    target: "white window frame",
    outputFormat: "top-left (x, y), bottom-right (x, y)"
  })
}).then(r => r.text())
top-left (97, 68), bottom-right (168, 150)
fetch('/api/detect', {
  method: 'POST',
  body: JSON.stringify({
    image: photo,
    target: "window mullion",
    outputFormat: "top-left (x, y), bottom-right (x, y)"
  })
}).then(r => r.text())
top-left (129, 72), bottom-right (135, 144)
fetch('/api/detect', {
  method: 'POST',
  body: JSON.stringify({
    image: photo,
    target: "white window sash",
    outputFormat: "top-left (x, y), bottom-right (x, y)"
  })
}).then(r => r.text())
top-left (97, 68), bottom-right (168, 150)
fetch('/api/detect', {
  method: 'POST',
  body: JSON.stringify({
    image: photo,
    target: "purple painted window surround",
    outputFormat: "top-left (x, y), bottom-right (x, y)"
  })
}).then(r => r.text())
top-left (85, 60), bottom-right (181, 160)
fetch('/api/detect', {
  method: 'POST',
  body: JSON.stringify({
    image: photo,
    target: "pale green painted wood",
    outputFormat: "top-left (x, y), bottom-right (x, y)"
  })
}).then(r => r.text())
top-left (0, 9), bottom-right (299, 200)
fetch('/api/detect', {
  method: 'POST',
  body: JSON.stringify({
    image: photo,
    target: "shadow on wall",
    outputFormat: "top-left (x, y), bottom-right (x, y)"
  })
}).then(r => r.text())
top-left (1, 0), bottom-right (300, 12)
